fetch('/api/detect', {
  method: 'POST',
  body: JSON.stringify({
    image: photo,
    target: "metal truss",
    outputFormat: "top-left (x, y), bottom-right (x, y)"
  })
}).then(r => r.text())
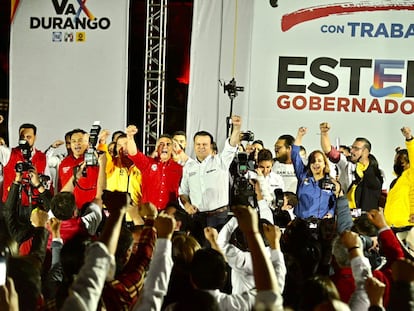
top-left (143, 0), bottom-right (168, 154)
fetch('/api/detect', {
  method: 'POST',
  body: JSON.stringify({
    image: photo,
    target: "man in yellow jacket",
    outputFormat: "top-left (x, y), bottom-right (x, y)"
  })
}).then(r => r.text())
top-left (100, 132), bottom-right (142, 223)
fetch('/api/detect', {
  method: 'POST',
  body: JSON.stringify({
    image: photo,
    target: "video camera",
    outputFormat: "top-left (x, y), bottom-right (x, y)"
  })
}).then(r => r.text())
top-left (15, 139), bottom-right (33, 172)
top-left (223, 78), bottom-right (244, 100)
top-left (18, 139), bottom-right (31, 162)
top-left (84, 121), bottom-right (101, 167)
top-left (15, 162), bottom-right (33, 173)
top-left (319, 174), bottom-right (336, 192)
top-left (231, 152), bottom-right (256, 206)
top-left (240, 130), bottom-right (254, 142)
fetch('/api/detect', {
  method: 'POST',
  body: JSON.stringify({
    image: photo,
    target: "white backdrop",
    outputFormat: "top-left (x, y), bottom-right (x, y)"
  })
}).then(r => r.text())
top-left (10, 0), bottom-right (129, 149)
top-left (188, 0), bottom-right (414, 189)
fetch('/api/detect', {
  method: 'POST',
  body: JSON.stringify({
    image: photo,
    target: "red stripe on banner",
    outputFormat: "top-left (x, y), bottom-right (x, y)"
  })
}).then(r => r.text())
top-left (11, 0), bottom-right (20, 23)
top-left (281, 2), bottom-right (414, 31)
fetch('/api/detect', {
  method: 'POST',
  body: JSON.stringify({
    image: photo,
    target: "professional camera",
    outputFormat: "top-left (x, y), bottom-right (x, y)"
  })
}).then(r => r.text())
top-left (84, 121), bottom-right (101, 166)
top-left (271, 188), bottom-right (292, 228)
top-left (231, 152), bottom-right (256, 206)
top-left (223, 78), bottom-right (244, 99)
top-left (240, 130), bottom-right (254, 142)
top-left (18, 139), bottom-right (31, 161)
top-left (15, 161), bottom-right (33, 173)
top-left (319, 174), bottom-right (336, 192)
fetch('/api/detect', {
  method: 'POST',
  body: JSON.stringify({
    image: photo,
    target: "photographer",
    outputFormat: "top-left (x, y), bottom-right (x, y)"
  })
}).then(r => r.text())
top-left (58, 128), bottom-right (100, 210)
top-left (249, 149), bottom-right (284, 208)
top-left (2, 123), bottom-right (51, 206)
top-left (291, 127), bottom-right (340, 219)
top-left (4, 164), bottom-right (52, 245)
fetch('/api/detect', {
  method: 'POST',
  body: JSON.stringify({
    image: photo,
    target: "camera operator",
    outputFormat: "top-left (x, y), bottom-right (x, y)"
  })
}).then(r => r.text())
top-left (249, 149), bottom-right (284, 208)
top-left (292, 127), bottom-right (340, 219)
top-left (4, 164), bottom-right (52, 247)
top-left (2, 123), bottom-right (51, 206)
top-left (58, 128), bottom-right (100, 210)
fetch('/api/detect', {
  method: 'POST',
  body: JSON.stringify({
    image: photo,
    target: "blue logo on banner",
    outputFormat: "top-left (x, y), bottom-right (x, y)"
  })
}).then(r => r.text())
top-left (52, 31), bottom-right (62, 42)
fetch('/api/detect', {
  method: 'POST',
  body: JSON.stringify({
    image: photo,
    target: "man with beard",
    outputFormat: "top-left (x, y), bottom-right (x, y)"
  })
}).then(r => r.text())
top-left (2, 123), bottom-right (51, 207)
top-left (272, 134), bottom-right (297, 193)
top-left (126, 125), bottom-right (182, 211)
top-left (320, 122), bottom-right (383, 214)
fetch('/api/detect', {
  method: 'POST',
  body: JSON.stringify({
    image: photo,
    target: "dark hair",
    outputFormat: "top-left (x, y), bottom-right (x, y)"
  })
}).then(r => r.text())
top-left (19, 123), bottom-right (37, 135)
top-left (172, 289), bottom-right (219, 311)
top-left (252, 140), bottom-right (264, 147)
top-left (190, 248), bottom-right (227, 290)
top-left (111, 130), bottom-right (125, 142)
top-left (50, 191), bottom-right (76, 220)
top-left (64, 130), bottom-right (74, 140)
top-left (395, 148), bottom-right (409, 163)
top-left (70, 128), bottom-right (87, 139)
top-left (159, 133), bottom-right (173, 140)
top-left (173, 130), bottom-right (186, 138)
top-left (8, 256), bottom-right (42, 311)
top-left (57, 234), bottom-right (90, 309)
top-left (277, 134), bottom-right (295, 147)
top-left (193, 131), bottom-right (214, 144)
top-left (339, 145), bottom-right (350, 153)
top-left (299, 275), bottom-right (340, 311)
top-left (306, 150), bottom-right (330, 175)
top-left (284, 191), bottom-right (298, 208)
top-left (115, 227), bottom-right (133, 274)
top-left (355, 137), bottom-right (372, 152)
top-left (211, 141), bottom-right (218, 153)
top-left (113, 133), bottom-right (128, 157)
top-left (257, 148), bottom-right (273, 163)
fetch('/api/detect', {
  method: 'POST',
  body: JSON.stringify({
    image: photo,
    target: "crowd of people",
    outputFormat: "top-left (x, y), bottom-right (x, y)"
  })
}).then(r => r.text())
top-left (0, 118), bottom-right (413, 310)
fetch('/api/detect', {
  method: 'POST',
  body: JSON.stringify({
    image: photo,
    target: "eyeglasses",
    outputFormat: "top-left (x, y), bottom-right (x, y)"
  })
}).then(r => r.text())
top-left (351, 145), bottom-right (364, 151)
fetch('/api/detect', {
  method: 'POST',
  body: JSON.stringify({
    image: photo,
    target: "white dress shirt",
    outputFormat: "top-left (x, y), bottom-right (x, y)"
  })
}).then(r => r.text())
top-left (179, 139), bottom-right (237, 212)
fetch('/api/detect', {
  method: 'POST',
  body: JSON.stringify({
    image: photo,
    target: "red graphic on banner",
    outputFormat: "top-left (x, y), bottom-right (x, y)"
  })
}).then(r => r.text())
top-left (281, 2), bottom-right (414, 31)
top-left (11, 0), bottom-right (20, 23)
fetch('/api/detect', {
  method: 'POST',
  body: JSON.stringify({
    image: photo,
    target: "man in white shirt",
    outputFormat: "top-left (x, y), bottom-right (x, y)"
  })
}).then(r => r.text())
top-left (179, 115), bottom-right (241, 243)
top-left (272, 134), bottom-right (297, 193)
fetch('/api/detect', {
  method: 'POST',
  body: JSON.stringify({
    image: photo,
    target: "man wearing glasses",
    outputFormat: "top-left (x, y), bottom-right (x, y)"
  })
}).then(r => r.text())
top-left (320, 122), bottom-right (383, 215)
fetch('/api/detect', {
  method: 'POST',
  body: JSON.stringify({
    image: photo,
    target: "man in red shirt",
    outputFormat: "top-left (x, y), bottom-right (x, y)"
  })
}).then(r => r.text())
top-left (126, 125), bottom-right (182, 211)
top-left (2, 123), bottom-right (50, 207)
top-left (58, 129), bottom-right (99, 209)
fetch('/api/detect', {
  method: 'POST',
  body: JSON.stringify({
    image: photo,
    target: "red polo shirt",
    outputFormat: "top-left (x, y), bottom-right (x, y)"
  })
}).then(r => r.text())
top-left (58, 154), bottom-right (99, 209)
top-left (128, 152), bottom-right (182, 210)
top-left (2, 147), bottom-right (48, 204)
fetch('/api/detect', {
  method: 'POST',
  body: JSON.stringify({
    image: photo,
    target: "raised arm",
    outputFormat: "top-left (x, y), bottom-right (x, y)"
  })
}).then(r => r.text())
top-left (229, 115), bottom-right (242, 147)
top-left (133, 213), bottom-right (176, 311)
top-left (232, 205), bottom-right (279, 292)
top-left (319, 122), bottom-right (332, 154)
top-left (61, 191), bottom-right (130, 311)
top-left (294, 126), bottom-right (307, 146)
top-left (401, 126), bottom-right (414, 223)
top-left (126, 125), bottom-right (139, 156)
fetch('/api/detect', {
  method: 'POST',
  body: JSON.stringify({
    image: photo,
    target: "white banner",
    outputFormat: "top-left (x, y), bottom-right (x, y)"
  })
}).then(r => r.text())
top-left (189, 0), bottom-right (414, 188)
top-left (10, 0), bottom-right (129, 149)
top-left (187, 0), bottom-right (253, 153)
